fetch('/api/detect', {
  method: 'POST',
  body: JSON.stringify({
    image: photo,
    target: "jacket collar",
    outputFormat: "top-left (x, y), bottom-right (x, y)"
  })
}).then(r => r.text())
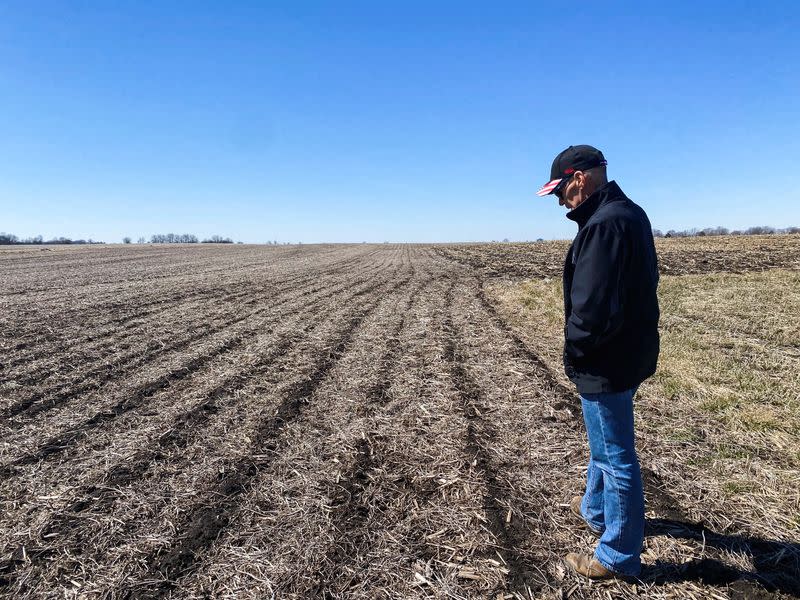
top-left (566, 180), bottom-right (624, 229)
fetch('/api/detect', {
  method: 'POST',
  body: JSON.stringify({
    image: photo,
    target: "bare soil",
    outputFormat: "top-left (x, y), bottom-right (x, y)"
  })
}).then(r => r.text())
top-left (435, 234), bottom-right (800, 278)
top-left (1, 242), bottom-right (797, 599)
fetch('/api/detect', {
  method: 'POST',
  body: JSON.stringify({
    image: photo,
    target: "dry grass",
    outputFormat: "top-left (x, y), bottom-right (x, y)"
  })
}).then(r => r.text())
top-left (657, 271), bottom-right (800, 444)
top-left (492, 268), bottom-right (800, 442)
top-left (486, 265), bottom-right (800, 598)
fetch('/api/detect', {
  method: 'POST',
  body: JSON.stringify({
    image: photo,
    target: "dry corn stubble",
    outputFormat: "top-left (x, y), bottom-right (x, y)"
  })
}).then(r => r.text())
top-left (1, 238), bottom-right (797, 600)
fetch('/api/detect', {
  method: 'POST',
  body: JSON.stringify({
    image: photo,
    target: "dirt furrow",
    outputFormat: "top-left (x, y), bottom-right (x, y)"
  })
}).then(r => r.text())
top-left (275, 271), bottom-right (507, 599)
top-left (440, 280), bottom-right (553, 598)
top-left (1, 261), bottom-right (394, 466)
top-left (1, 246), bottom-right (379, 375)
top-left (2, 286), bottom-right (253, 375)
top-left (475, 286), bottom-right (577, 408)
top-left (355, 280), bottom-right (425, 416)
top-left (37, 274), bottom-right (397, 525)
top-left (442, 279), bottom-right (602, 598)
top-left (121, 275), bottom-right (412, 599)
top-left (2, 250), bottom-right (387, 410)
top-left (0, 265), bottom-right (407, 597)
top-left (292, 278), bottom-right (432, 597)
top-left (1, 254), bottom-right (391, 427)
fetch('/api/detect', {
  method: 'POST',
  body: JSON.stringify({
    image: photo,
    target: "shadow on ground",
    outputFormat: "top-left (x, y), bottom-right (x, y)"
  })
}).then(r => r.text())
top-left (642, 518), bottom-right (800, 598)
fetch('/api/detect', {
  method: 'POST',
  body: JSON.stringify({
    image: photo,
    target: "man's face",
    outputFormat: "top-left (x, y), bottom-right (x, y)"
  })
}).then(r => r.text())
top-left (556, 172), bottom-right (581, 209)
top-left (557, 169), bottom-right (598, 210)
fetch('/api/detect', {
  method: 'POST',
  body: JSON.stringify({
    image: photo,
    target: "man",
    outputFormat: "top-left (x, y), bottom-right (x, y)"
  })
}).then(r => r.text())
top-left (536, 145), bottom-right (660, 580)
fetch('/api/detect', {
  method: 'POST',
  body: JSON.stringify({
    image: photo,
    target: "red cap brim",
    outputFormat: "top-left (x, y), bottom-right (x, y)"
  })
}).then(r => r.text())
top-left (536, 178), bottom-right (562, 197)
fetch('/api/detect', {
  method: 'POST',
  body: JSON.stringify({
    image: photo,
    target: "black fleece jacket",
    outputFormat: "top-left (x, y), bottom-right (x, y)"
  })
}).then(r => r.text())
top-left (562, 181), bottom-right (660, 394)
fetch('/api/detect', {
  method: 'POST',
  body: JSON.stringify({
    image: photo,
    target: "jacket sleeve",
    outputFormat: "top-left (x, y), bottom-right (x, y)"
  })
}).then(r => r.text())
top-left (565, 222), bottom-right (628, 360)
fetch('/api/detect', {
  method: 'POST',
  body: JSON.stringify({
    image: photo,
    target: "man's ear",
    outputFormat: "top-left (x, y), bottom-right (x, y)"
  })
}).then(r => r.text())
top-left (573, 170), bottom-right (586, 190)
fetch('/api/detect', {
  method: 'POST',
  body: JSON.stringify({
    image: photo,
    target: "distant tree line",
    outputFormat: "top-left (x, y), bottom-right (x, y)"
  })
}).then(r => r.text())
top-left (149, 233), bottom-right (200, 243)
top-left (652, 225), bottom-right (800, 238)
top-left (128, 235), bottom-right (297, 245)
top-left (124, 234), bottom-right (236, 244)
top-left (0, 233), bottom-right (103, 245)
top-left (0, 231), bottom-right (244, 245)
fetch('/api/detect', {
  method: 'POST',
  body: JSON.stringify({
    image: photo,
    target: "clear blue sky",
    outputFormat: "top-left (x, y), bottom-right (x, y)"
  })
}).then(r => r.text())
top-left (1, 1), bottom-right (798, 243)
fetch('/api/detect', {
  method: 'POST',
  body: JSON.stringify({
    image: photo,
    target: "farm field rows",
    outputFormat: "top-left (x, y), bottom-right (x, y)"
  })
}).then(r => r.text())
top-left (436, 234), bottom-right (800, 278)
top-left (1, 241), bottom-right (798, 599)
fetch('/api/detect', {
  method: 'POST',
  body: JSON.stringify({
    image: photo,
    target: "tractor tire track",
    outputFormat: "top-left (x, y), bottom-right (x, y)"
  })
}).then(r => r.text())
top-left (2, 247), bottom-right (380, 378)
top-left (296, 277), bottom-right (433, 596)
top-left (41, 271), bottom-right (401, 523)
top-left (1, 263), bottom-right (396, 470)
top-left (4, 248), bottom-right (383, 382)
top-left (2, 256), bottom-right (390, 426)
top-left (475, 285), bottom-right (577, 409)
top-left (123, 274), bottom-right (413, 599)
top-left (3, 286), bottom-right (254, 376)
top-left (0, 265), bottom-right (406, 594)
top-left (441, 281), bottom-right (545, 596)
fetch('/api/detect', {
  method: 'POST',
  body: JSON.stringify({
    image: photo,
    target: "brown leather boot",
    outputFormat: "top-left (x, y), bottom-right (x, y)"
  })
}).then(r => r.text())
top-left (564, 553), bottom-right (614, 579)
top-left (569, 496), bottom-right (603, 537)
top-left (569, 495), bottom-right (583, 519)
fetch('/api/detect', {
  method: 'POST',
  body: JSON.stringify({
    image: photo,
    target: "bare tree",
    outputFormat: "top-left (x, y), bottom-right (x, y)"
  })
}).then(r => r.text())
top-left (746, 226), bottom-right (776, 235)
top-left (150, 233), bottom-right (199, 244)
top-left (201, 235), bottom-right (233, 244)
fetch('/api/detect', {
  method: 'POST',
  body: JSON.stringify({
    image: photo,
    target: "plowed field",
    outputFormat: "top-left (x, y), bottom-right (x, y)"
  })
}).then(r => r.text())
top-left (1, 243), bottom-right (797, 600)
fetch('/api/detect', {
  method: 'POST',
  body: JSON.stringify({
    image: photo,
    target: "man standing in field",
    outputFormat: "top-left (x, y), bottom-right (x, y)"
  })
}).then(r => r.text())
top-left (536, 145), bottom-right (660, 579)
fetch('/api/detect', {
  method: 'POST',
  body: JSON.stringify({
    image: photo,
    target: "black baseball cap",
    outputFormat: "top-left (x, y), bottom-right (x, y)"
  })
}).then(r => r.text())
top-left (536, 145), bottom-right (607, 196)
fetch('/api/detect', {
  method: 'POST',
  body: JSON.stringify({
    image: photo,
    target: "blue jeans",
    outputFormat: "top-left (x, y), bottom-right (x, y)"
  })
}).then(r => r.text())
top-left (579, 386), bottom-right (644, 577)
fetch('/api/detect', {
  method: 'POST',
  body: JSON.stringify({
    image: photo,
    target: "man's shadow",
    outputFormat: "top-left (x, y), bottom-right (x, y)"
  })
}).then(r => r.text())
top-left (638, 469), bottom-right (799, 597)
top-left (640, 517), bottom-right (800, 598)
